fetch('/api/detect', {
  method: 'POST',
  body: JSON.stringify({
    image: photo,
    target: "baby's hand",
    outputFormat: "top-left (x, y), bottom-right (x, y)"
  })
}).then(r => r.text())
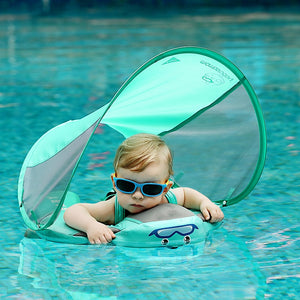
top-left (86, 222), bottom-right (116, 244)
top-left (200, 201), bottom-right (224, 223)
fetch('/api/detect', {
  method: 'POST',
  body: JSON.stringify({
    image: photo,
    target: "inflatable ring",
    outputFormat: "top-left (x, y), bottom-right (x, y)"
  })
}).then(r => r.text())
top-left (25, 192), bottom-right (221, 248)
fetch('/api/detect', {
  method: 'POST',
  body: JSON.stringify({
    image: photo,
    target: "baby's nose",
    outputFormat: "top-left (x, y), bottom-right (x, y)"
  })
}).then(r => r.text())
top-left (132, 187), bottom-right (144, 200)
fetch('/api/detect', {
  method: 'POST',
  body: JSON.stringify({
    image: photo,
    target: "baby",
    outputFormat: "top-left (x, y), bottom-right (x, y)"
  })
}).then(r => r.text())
top-left (64, 133), bottom-right (224, 244)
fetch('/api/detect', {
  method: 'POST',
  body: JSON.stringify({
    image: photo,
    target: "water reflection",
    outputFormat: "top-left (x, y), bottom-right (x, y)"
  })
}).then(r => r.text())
top-left (248, 224), bottom-right (300, 250)
top-left (18, 229), bottom-right (266, 299)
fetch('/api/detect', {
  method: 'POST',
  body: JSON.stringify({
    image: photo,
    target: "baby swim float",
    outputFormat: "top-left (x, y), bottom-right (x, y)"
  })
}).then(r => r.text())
top-left (19, 47), bottom-right (266, 247)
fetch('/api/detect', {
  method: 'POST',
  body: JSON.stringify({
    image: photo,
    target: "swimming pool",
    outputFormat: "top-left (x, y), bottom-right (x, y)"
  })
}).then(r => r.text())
top-left (0, 7), bottom-right (299, 299)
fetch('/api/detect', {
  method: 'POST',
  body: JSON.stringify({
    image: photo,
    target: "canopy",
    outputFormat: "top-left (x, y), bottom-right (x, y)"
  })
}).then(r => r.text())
top-left (18, 47), bottom-right (266, 231)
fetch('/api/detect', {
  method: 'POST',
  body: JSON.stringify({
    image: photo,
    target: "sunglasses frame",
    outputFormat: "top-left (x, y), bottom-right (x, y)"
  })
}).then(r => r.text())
top-left (113, 176), bottom-right (169, 197)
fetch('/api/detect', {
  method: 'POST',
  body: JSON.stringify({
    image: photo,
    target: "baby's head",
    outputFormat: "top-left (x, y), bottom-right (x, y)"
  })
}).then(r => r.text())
top-left (114, 133), bottom-right (173, 180)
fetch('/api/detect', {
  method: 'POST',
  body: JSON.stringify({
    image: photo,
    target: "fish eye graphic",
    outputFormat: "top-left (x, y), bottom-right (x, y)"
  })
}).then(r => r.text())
top-left (184, 235), bottom-right (191, 244)
top-left (149, 224), bottom-right (199, 239)
top-left (161, 238), bottom-right (169, 246)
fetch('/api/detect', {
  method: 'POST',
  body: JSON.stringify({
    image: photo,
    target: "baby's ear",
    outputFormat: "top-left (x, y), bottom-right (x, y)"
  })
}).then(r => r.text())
top-left (111, 173), bottom-right (116, 187)
top-left (168, 180), bottom-right (174, 188)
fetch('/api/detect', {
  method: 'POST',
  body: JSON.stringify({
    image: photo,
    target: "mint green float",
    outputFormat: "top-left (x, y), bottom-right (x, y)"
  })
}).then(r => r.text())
top-left (18, 47), bottom-right (266, 248)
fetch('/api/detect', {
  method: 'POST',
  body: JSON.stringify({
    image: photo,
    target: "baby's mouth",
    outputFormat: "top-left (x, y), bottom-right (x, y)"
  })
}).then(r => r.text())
top-left (130, 204), bottom-right (143, 207)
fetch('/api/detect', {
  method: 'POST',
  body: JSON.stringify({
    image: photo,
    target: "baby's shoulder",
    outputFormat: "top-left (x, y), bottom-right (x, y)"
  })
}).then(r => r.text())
top-left (168, 187), bottom-right (184, 205)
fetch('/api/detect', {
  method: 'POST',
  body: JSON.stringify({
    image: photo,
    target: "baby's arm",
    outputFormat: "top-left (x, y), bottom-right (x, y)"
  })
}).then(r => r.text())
top-left (172, 187), bottom-right (224, 223)
top-left (63, 199), bottom-right (116, 244)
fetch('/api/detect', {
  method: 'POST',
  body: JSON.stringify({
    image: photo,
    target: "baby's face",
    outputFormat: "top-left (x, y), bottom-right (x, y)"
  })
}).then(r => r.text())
top-left (112, 159), bottom-right (171, 214)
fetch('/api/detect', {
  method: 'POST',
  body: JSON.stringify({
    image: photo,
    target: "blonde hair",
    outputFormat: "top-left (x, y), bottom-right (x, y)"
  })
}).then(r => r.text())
top-left (114, 133), bottom-right (173, 177)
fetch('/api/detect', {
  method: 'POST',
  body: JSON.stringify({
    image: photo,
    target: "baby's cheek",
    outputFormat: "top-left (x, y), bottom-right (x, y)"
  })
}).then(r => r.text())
top-left (117, 193), bottom-right (131, 205)
top-left (146, 196), bottom-right (164, 208)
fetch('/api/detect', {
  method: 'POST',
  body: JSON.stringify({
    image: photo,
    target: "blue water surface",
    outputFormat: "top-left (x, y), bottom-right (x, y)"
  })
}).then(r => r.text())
top-left (0, 7), bottom-right (299, 299)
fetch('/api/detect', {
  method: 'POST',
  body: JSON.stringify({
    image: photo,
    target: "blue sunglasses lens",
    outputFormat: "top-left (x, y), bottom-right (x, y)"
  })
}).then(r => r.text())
top-left (115, 179), bottom-right (135, 193)
top-left (115, 178), bottom-right (164, 196)
top-left (142, 184), bottom-right (164, 196)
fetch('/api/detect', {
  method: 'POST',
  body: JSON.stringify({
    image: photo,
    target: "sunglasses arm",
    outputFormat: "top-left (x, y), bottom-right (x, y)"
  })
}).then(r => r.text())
top-left (164, 180), bottom-right (174, 192)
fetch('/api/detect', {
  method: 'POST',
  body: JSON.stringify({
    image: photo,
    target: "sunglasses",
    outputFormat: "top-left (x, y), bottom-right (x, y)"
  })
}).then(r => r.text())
top-left (113, 175), bottom-right (169, 197)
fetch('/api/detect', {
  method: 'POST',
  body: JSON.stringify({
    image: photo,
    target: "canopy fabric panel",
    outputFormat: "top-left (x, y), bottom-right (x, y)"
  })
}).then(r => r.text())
top-left (18, 47), bottom-right (266, 231)
top-left (163, 83), bottom-right (263, 206)
top-left (101, 50), bottom-right (241, 137)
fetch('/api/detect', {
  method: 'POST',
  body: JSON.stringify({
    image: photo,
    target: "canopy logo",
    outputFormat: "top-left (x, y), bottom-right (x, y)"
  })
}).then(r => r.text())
top-left (163, 57), bottom-right (181, 65)
top-left (202, 73), bottom-right (224, 85)
top-left (200, 60), bottom-right (234, 82)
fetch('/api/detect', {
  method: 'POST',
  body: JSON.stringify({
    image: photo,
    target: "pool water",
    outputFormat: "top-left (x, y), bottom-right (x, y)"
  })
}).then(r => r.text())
top-left (1, 7), bottom-right (299, 299)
